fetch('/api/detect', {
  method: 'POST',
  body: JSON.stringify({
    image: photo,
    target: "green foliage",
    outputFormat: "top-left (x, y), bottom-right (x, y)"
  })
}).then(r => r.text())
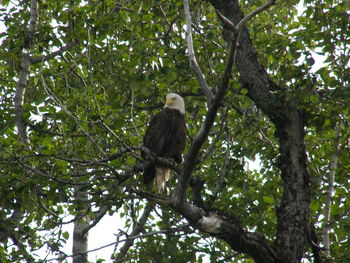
top-left (0, 0), bottom-right (349, 262)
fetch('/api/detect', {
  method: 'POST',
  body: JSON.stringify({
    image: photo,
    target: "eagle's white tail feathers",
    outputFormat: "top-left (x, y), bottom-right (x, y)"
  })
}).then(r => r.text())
top-left (155, 167), bottom-right (171, 193)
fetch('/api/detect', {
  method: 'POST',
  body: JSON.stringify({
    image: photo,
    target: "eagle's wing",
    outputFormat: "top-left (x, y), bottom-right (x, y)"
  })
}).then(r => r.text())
top-left (142, 108), bottom-right (186, 186)
top-left (143, 111), bottom-right (169, 156)
top-left (142, 111), bottom-right (170, 184)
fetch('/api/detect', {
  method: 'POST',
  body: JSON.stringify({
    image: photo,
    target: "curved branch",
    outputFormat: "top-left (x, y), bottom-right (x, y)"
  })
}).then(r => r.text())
top-left (82, 205), bottom-right (111, 236)
top-left (235, 0), bottom-right (276, 31)
top-left (183, 0), bottom-right (214, 104)
top-left (114, 202), bottom-right (155, 262)
top-left (173, 14), bottom-right (237, 206)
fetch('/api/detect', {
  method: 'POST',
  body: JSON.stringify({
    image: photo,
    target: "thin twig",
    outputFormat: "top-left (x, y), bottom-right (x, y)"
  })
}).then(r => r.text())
top-left (30, 40), bottom-right (78, 64)
top-left (82, 205), bottom-right (112, 236)
top-left (46, 226), bottom-right (190, 262)
top-left (40, 75), bottom-right (106, 156)
top-left (101, 121), bottom-right (141, 161)
top-left (131, 90), bottom-right (142, 138)
top-left (208, 120), bottom-right (231, 207)
top-left (18, 158), bottom-right (88, 185)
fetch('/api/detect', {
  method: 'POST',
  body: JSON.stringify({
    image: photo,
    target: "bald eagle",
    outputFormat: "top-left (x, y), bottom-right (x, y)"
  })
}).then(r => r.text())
top-left (142, 93), bottom-right (186, 192)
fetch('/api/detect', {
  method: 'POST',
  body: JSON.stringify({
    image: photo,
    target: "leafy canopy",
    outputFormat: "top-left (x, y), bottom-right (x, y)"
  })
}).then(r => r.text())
top-left (0, 0), bottom-right (349, 262)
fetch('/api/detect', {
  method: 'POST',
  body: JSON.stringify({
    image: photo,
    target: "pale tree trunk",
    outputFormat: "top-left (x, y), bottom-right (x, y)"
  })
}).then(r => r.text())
top-left (0, 0), bottom-right (37, 248)
top-left (14, 0), bottom-right (38, 144)
top-left (73, 183), bottom-right (91, 263)
top-left (322, 137), bottom-right (340, 257)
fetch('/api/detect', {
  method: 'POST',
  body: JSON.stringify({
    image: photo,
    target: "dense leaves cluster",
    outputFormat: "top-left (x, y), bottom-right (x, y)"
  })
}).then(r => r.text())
top-left (0, 0), bottom-right (349, 262)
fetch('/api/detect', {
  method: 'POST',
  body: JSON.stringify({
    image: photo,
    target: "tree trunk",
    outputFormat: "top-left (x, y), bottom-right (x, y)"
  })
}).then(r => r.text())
top-left (208, 0), bottom-right (311, 262)
top-left (73, 184), bottom-right (90, 263)
top-left (322, 138), bottom-right (340, 257)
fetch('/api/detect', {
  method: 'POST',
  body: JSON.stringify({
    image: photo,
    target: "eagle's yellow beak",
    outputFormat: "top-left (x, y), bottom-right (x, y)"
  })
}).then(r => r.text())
top-left (165, 97), bottom-right (175, 106)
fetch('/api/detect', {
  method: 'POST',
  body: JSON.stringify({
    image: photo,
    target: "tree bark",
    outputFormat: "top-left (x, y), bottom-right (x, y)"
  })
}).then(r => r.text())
top-left (14, 0), bottom-right (38, 145)
top-left (1, 0), bottom-right (38, 249)
top-left (208, 0), bottom-right (311, 262)
top-left (73, 184), bottom-right (91, 263)
top-left (322, 137), bottom-right (340, 257)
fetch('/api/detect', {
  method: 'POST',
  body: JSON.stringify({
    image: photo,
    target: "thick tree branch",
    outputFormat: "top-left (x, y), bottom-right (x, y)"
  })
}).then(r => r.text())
top-left (73, 181), bottom-right (91, 263)
top-left (173, 10), bottom-right (238, 207)
top-left (135, 189), bottom-right (276, 263)
top-left (210, 1), bottom-right (311, 262)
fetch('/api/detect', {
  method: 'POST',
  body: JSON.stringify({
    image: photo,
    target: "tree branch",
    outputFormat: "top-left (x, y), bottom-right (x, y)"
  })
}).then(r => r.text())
top-left (235, 0), bottom-right (276, 31)
top-left (135, 188), bottom-right (277, 263)
top-left (82, 205), bottom-right (111, 236)
top-left (30, 40), bottom-right (78, 64)
top-left (210, 1), bottom-right (311, 262)
top-left (47, 225), bottom-right (191, 262)
top-left (183, 0), bottom-right (214, 104)
top-left (114, 202), bottom-right (155, 262)
top-left (173, 10), bottom-right (238, 207)
top-left (3, 0), bottom-right (39, 248)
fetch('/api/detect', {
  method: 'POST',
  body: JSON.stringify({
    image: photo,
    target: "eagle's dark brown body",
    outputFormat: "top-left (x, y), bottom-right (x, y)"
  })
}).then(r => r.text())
top-left (142, 107), bottom-right (186, 190)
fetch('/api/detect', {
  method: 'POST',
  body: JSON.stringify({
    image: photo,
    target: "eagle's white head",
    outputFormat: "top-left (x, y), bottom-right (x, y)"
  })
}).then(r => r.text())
top-left (164, 93), bottom-right (185, 115)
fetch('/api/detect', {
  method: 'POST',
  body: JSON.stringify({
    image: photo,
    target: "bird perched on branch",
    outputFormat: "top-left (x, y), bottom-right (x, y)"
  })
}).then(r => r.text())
top-left (142, 93), bottom-right (186, 192)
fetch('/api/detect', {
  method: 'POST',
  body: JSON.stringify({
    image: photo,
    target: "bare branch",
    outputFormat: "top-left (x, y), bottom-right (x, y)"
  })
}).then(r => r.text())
top-left (4, 0), bottom-right (39, 247)
top-left (216, 10), bottom-right (236, 31)
top-left (73, 183), bottom-right (91, 263)
top-left (183, 0), bottom-right (214, 104)
top-left (217, 0), bottom-right (276, 33)
top-left (236, 0), bottom-right (276, 31)
top-left (82, 205), bottom-right (111, 236)
top-left (114, 202), bottom-right (155, 262)
top-left (173, 12), bottom-right (237, 206)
